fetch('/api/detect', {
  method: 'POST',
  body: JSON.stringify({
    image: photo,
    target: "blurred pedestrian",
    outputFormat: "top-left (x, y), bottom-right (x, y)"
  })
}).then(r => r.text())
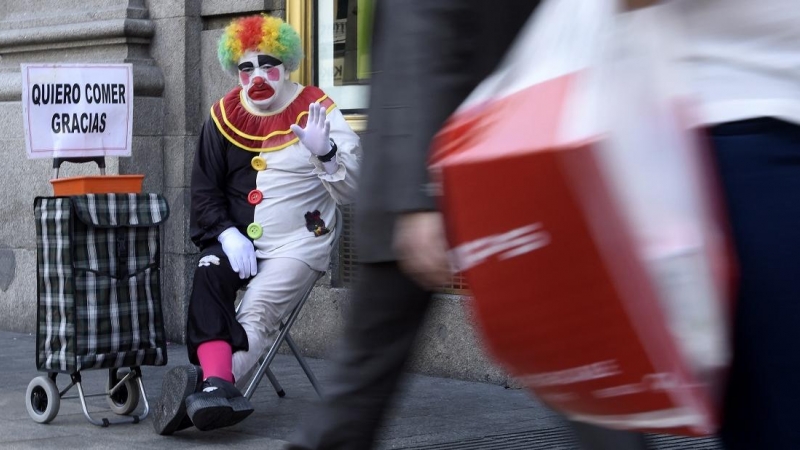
top-left (286, 1), bottom-right (653, 449)
top-left (624, 0), bottom-right (800, 448)
top-left (670, 0), bottom-right (800, 448)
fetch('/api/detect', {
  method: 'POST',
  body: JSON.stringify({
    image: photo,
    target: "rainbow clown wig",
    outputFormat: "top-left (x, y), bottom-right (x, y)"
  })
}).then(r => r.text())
top-left (217, 14), bottom-right (304, 76)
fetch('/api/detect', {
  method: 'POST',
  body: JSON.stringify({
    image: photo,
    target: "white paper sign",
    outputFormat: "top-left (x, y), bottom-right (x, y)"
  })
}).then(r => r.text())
top-left (21, 63), bottom-right (134, 159)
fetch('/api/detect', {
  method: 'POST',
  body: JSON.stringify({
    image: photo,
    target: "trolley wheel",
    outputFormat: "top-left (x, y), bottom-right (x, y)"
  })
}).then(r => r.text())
top-left (25, 376), bottom-right (60, 424)
top-left (106, 371), bottom-right (140, 415)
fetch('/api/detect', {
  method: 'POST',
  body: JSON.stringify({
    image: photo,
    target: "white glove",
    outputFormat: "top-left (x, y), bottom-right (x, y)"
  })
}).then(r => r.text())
top-left (218, 227), bottom-right (257, 279)
top-left (290, 103), bottom-right (332, 157)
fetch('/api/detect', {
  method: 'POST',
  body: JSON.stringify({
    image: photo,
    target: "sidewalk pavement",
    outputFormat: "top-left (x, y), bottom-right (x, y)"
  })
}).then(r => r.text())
top-left (0, 330), bottom-right (722, 449)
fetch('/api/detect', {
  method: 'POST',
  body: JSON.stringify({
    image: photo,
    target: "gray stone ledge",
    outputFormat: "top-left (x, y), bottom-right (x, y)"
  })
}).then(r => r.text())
top-left (0, 3), bottom-right (149, 30)
top-left (200, 0), bottom-right (283, 18)
top-left (0, 19), bottom-right (154, 51)
top-left (147, 0), bottom-right (202, 20)
top-left (1, 39), bottom-right (148, 57)
top-left (288, 287), bottom-right (512, 386)
top-left (203, 11), bottom-right (286, 33)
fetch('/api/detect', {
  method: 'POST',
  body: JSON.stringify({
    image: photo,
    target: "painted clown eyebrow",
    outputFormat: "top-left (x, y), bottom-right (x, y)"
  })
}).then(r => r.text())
top-left (238, 56), bottom-right (283, 72)
top-left (258, 55), bottom-right (283, 67)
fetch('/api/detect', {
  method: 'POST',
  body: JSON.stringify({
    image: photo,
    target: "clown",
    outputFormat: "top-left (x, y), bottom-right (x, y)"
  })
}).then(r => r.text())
top-left (153, 14), bottom-right (360, 434)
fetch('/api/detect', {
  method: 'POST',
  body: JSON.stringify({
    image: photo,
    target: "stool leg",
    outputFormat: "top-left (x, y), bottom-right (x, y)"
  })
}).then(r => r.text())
top-left (285, 334), bottom-right (323, 398)
top-left (264, 368), bottom-right (285, 397)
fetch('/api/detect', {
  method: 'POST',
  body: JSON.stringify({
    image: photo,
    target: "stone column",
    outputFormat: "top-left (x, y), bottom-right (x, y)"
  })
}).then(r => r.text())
top-left (142, 0), bottom-right (205, 343)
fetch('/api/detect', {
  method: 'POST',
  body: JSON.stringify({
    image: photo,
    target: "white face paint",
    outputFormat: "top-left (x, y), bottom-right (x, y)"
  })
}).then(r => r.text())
top-left (237, 50), bottom-right (292, 112)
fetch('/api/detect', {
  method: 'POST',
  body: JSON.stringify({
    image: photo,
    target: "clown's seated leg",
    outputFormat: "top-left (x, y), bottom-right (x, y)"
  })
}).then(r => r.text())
top-left (232, 257), bottom-right (322, 388)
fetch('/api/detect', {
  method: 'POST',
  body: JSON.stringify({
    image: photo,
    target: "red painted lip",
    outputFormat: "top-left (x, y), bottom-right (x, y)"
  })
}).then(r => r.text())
top-left (248, 84), bottom-right (274, 101)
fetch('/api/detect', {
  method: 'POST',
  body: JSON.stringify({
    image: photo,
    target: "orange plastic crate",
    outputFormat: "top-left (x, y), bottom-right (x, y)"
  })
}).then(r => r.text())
top-left (50, 175), bottom-right (144, 196)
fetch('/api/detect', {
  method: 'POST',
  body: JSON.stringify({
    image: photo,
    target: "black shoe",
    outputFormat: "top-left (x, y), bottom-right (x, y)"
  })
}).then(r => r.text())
top-left (152, 365), bottom-right (203, 435)
top-left (185, 377), bottom-right (254, 431)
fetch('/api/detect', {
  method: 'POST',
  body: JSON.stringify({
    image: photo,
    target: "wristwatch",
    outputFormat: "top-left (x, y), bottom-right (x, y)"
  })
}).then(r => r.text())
top-left (318, 139), bottom-right (338, 163)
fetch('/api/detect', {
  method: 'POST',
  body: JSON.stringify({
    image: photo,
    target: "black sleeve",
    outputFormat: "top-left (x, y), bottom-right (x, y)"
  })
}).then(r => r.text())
top-left (377, 0), bottom-right (473, 213)
top-left (383, 0), bottom-right (540, 213)
top-left (189, 117), bottom-right (236, 249)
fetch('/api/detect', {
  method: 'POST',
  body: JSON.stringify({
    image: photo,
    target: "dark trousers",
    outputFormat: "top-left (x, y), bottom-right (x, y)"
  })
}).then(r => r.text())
top-left (290, 262), bottom-right (433, 449)
top-left (289, 263), bottom-right (651, 450)
top-left (712, 118), bottom-right (800, 450)
top-left (186, 244), bottom-right (250, 364)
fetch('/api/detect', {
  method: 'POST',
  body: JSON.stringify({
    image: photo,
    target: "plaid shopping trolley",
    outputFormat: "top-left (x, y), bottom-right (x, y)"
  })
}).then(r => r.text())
top-left (25, 193), bottom-right (170, 426)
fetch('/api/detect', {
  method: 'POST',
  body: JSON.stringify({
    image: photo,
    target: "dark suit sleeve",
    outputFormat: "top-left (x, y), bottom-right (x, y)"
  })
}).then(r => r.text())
top-left (383, 0), bottom-right (538, 214)
top-left (384, 1), bottom-right (478, 214)
top-left (189, 117), bottom-right (236, 248)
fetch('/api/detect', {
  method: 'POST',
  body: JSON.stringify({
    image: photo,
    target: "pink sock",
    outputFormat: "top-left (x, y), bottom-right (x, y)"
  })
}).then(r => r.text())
top-left (196, 340), bottom-right (234, 383)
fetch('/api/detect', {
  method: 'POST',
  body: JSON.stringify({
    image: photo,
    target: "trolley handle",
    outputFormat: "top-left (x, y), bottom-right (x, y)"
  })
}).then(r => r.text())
top-left (52, 157), bottom-right (106, 179)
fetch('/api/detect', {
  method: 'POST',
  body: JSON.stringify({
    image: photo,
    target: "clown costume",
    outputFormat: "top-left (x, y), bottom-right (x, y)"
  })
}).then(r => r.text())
top-left (152, 14), bottom-right (360, 435)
